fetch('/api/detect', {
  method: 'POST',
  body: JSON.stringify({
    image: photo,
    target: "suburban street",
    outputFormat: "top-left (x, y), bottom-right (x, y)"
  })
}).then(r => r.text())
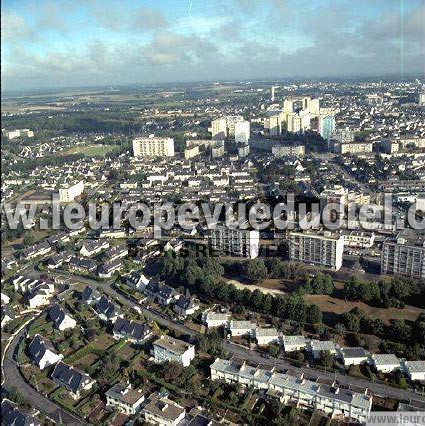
top-left (2, 316), bottom-right (88, 425)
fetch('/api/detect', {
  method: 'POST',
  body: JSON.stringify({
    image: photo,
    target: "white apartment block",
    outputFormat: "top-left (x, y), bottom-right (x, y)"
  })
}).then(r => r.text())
top-left (184, 145), bottom-right (200, 159)
top-left (289, 231), bottom-right (344, 271)
top-left (381, 234), bottom-right (425, 279)
top-left (339, 142), bottom-right (373, 155)
top-left (133, 136), bottom-right (175, 158)
top-left (58, 180), bottom-right (84, 203)
top-left (210, 358), bottom-right (372, 423)
top-left (234, 120), bottom-right (250, 143)
top-left (3, 129), bottom-right (34, 139)
top-left (152, 335), bottom-right (195, 367)
top-left (210, 225), bottom-right (259, 259)
top-left (272, 145), bottom-right (305, 157)
top-left (211, 115), bottom-right (244, 138)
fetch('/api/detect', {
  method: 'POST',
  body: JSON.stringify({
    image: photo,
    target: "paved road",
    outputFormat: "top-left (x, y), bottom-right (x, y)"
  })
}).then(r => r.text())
top-left (2, 316), bottom-right (87, 425)
top-left (223, 341), bottom-right (425, 404)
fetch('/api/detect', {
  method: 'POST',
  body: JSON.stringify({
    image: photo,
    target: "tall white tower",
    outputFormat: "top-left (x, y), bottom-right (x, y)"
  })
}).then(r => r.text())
top-left (271, 86), bottom-right (275, 102)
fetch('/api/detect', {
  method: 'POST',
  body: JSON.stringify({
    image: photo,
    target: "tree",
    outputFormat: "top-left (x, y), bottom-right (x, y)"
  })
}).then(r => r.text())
top-left (265, 258), bottom-right (284, 278)
top-left (23, 232), bottom-right (35, 246)
top-left (335, 323), bottom-right (346, 335)
top-left (204, 257), bottom-right (224, 277)
top-left (342, 309), bottom-right (362, 333)
top-left (319, 351), bottom-right (334, 368)
top-left (269, 345), bottom-right (280, 357)
top-left (163, 362), bottom-right (183, 382)
top-left (250, 289), bottom-right (264, 311)
top-left (306, 304), bottom-right (322, 324)
top-left (245, 259), bottom-right (268, 282)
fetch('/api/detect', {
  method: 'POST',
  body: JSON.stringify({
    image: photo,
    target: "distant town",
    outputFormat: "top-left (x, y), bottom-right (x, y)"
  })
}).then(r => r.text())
top-left (1, 76), bottom-right (424, 425)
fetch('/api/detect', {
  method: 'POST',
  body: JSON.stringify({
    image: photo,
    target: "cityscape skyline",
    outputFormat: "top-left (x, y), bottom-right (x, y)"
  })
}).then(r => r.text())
top-left (2, 0), bottom-right (424, 90)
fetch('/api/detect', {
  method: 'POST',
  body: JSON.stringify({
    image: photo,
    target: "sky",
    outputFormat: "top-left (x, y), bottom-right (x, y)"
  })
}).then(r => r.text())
top-left (1, 0), bottom-right (424, 90)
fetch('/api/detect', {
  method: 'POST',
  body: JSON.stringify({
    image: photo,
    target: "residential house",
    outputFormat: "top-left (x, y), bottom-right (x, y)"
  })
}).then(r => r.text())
top-left (401, 360), bottom-right (425, 381)
top-left (98, 259), bottom-right (122, 278)
top-left (164, 239), bottom-right (184, 253)
top-left (255, 328), bottom-right (279, 346)
top-left (338, 347), bottom-right (370, 367)
top-left (105, 383), bottom-right (145, 415)
top-left (103, 245), bottom-right (128, 262)
top-left (226, 320), bottom-right (256, 337)
top-left (80, 240), bottom-right (110, 257)
top-left (1, 306), bottom-right (15, 328)
top-left (126, 271), bottom-right (149, 291)
top-left (79, 286), bottom-right (101, 305)
top-left (113, 318), bottom-right (153, 344)
top-left (28, 334), bottom-right (63, 370)
top-left (48, 304), bottom-right (77, 331)
top-left (27, 282), bottom-right (55, 308)
top-left (202, 311), bottom-right (230, 328)
top-left (142, 393), bottom-right (186, 426)
top-left (173, 296), bottom-right (199, 317)
top-left (1, 399), bottom-right (41, 426)
top-left (1, 292), bottom-right (10, 304)
top-left (157, 285), bottom-right (179, 307)
top-left (370, 354), bottom-right (401, 374)
top-left (152, 335), bottom-right (195, 367)
top-left (51, 362), bottom-right (95, 399)
top-left (68, 257), bottom-right (97, 274)
top-left (282, 335), bottom-right (307, 353)
top-left (46, 251), bottom-right (73, 269)
top-left (21, 241), bottom-right (52, 260)
top-left (94, 295), bottom-right (121, 323)
top-left (144, 281), bottom-right (162, 300)
top-left (307, 340), bottom-right (338, 359)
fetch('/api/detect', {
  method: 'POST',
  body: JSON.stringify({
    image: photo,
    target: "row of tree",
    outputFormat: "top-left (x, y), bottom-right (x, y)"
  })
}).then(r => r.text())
top-left (343, 276), bottom-right (424, 308)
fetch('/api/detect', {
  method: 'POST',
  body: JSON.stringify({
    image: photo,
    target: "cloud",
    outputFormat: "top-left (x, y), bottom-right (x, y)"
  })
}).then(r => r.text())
top-left (1, 0), bottom-right (424, 90)
top-left (132, 7), bottom-right (167, 31)
top-left (88, 2), bottom-right (167, 33)
top-left (1, 11), bottom-right (32, 41)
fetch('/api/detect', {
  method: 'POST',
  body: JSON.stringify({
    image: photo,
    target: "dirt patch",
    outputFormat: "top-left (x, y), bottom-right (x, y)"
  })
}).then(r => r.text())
top-left (226, 279), bottom-right (286, 296)
top-left (304, 294), bottom-right (423, 323)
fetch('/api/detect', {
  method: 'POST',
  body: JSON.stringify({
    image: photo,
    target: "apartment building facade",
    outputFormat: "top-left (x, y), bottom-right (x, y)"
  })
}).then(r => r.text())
top-left (289, 231), bottom-right (344, 271)
top-left (381, 234), bottom-right (425, 279)
top-left (132, 137), bottom-right (175, 157)
top-left (210, 225), bottom-right (260, 259)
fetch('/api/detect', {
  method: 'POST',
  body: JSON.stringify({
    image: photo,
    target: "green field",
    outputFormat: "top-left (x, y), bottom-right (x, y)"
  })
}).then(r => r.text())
top-left (64, 144), bottom-right (118, 157)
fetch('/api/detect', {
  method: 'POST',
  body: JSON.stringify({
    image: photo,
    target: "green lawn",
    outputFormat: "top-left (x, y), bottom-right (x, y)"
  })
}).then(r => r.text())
top-left (64, 144), bottom-right (118, 157)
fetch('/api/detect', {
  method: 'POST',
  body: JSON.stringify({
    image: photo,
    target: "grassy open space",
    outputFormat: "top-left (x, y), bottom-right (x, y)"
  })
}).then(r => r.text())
top-left (63, 144), bottom-right (118, 157)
